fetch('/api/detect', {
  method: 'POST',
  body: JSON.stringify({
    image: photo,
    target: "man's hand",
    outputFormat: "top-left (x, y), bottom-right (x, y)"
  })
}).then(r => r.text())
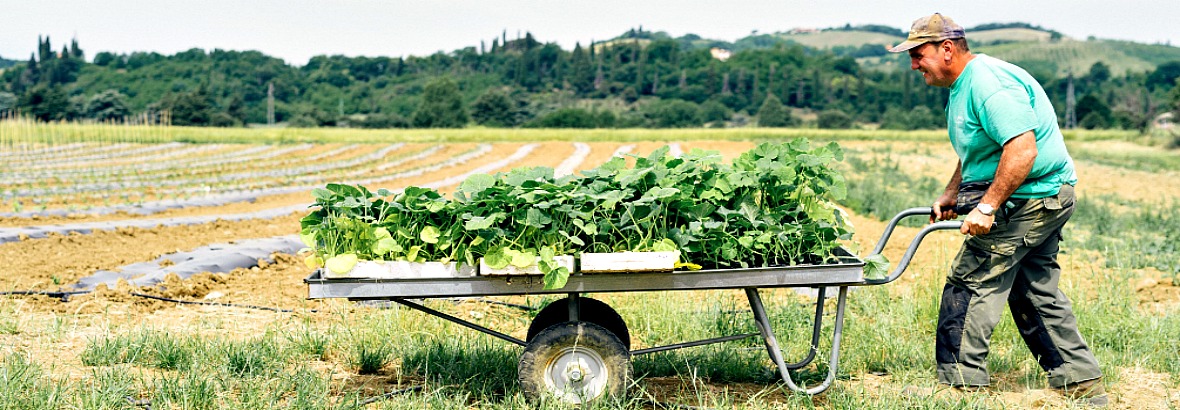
top-left (960, 208), bottom-right (996, 235)
top-left (931, 192), bottom-right (958, 223)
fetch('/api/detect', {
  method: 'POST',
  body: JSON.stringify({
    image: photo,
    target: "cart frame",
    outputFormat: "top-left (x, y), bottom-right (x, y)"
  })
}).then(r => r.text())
top-left (304, 207), bottom-right (957, 396)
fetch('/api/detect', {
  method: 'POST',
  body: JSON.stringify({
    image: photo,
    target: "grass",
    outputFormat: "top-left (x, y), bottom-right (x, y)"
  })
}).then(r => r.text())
top-left (1, 116), bottom-right (1140, 146)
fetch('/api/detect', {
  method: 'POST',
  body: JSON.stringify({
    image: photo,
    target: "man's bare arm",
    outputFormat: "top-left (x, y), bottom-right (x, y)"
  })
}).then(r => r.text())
top-left (961, 130), bottom-right (1036, 235)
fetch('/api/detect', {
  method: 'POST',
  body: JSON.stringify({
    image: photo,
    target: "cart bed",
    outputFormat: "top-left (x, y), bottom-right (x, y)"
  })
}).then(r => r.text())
top-left (305, 247), bottom-right (864, 299)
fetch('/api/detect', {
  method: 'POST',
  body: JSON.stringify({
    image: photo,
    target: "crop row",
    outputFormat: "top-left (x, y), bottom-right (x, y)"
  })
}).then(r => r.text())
top-left (0, 143), bottom-right (491, 215)
top-left (0, 142), bottom-right (559, 223)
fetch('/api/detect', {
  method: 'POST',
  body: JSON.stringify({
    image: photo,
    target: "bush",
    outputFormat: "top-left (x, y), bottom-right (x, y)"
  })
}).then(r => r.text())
top-left (756, 94), bottom-right (795, 127)
top-left (642, 99), bottom-right (701, 128)
top-left (1079, 111), bottom-right (1109, 129)
top-left (817, 109), bottom-right (853, 129)
top-left (411, 77), bottom-right (468, 128)
top-left (470, 89), bottom-right (520, 127)
top-left (698, 100), bottom-right (731, 125)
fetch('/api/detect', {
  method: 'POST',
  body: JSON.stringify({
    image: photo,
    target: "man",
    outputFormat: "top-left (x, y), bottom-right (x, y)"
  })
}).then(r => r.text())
top-left (888, 13), bottom-right (1106, 405)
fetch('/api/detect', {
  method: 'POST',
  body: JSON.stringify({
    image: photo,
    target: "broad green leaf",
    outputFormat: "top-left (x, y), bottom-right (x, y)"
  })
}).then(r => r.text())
top-left (371, 237), bottom-right (396, 255)
top-left (524, 208), bottom-right (552, 228)
top-left (508, 249), bottom-right (536, 268)
top-left (325, 254), bottom-right (358, 274)
top-left (542, 266), bottom-right (570, 290)
top-left (571, 219), bottom-right (597, 235)
top-left (299, 212), bottom-right (323, 230)
top-left (311, 188), bottom-right (333, 202)
top-left (738, 236), bottom-right (755, 249)
top-left (464, 215), bottom-right (498, 230)
top-left (458, 174), bottom-right (495, 195)
top-left (651, 238), bottom-right (678, 252)
top-left (638, 187), bottom-right (679, 203)
top-left (425, 201), bottom-right (446, 213)
top-left (752, 143), bottom-right (780, 160)
top-left (559, 231), bottom-right (585, 246)
top-left (406, 246), bottom-right (421, 262)
top-left (299, 231), bottom-right (317, 247)
top-left (483, 248), bottom-right (510, 269)
top-left (863, 254), bottom-right (891, 280)
top-left (373, 227), bottom-right (392, 240)
top-left (420, 226), bottom-right (441, 244)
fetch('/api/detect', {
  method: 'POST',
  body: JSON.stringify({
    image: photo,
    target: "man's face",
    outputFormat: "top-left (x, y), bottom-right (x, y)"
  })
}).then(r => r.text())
top-left (908, 42), bottom-right (952, 87)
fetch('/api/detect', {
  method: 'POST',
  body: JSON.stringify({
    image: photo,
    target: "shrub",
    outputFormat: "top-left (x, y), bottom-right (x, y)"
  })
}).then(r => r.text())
top-left (817, 109), bottom-right (853, 129)
top-left (642, 99), bottom-right (701, 128)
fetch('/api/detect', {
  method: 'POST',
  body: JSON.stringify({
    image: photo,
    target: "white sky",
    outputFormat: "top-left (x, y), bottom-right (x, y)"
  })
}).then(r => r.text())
top-left (3, 0), bottom-right (1177, 66)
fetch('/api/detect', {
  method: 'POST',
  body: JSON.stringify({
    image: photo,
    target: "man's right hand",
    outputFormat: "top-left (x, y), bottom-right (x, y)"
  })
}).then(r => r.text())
top-left (931, 193), bottom-right (958, 223)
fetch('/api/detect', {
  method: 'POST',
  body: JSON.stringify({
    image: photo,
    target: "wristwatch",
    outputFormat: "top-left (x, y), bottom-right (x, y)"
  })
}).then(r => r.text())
top-left (976, 203), bottom-right (995, 216)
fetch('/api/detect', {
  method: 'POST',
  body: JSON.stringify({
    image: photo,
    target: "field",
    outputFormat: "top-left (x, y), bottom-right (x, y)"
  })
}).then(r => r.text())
top-left (1, 122), bottom-right (1178, 409)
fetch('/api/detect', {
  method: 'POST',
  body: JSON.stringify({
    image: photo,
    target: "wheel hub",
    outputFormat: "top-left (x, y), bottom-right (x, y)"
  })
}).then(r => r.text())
top-left (544, 346), bottom-right (608, 403)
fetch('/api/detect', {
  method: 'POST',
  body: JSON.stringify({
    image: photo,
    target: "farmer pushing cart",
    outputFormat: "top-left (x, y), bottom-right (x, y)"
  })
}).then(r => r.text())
top-left (888, 13), bottom-right (1105, 406)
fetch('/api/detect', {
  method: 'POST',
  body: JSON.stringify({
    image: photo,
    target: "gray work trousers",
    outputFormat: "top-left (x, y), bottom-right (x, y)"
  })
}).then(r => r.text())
top-left (936, 184), bottom-right (1102, 388)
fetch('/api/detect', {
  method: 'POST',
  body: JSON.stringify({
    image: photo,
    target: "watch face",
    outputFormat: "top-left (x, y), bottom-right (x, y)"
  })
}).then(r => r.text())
top-left (978, 204), bottom-right (994, 215)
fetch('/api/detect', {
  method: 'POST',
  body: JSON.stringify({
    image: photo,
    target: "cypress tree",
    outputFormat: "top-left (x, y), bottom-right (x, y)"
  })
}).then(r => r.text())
top-left (569, 43), bottom-right (593, 94)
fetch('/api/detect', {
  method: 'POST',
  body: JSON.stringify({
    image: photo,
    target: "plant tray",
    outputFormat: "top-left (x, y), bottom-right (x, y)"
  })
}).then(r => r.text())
top-left (322, 260), bottom-right (476, 279)
top-left (579, 251), bottom-right (680, 273)
top-left (478, 255), bottom-right (575, 276)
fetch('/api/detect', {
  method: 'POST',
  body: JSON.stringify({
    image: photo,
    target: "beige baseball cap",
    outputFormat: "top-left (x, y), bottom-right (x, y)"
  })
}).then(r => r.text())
top-left (888, 13), bottom-right (966, 53)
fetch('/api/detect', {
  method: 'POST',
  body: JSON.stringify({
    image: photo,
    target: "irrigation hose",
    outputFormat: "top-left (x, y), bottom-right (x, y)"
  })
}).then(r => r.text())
top-left (0, 289), bottom-right (318, 313)
top-left (128, 292), bottom-right (318, 313)
top-left (0, 290), bottom-right (90, 302)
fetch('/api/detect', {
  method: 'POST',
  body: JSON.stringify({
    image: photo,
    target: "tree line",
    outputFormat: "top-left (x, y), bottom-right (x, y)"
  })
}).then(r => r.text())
top-left (1, 31), bottom-right (1178, 132)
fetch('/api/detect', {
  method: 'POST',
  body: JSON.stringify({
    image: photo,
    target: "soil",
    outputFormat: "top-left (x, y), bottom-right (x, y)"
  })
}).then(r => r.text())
top-left (1, 140), bottom-right (1176, 409)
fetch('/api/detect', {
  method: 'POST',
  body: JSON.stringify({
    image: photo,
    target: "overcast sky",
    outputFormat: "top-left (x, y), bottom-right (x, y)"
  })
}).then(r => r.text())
top-left (3, 0), bottom-right (1178, 66)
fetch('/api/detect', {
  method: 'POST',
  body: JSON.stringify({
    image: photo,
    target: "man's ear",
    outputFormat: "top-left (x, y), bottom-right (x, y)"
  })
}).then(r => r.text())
top-left (941, 40), bottom-right (955, 62)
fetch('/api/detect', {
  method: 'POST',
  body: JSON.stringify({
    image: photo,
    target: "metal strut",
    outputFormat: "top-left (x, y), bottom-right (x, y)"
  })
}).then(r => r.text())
top-left (746, 286), bottom-right (849, 395)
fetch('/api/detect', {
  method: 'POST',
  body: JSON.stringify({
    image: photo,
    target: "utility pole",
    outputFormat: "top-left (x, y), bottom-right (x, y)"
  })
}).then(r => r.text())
top-left (267, 82), bottom-right (275, 126)
top-left (1064, 74), bottom-right (1076, 129)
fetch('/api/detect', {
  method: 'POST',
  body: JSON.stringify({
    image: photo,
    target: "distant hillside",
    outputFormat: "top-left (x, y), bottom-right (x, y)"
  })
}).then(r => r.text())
top-left (774, 30), bottom-right (901, 49)
top-left (979, 38), bottom-right (1180, 76)
top-left (0, 56), bottom-right (18, 69)
top-left (683, 23), bottom-right (1180, 78)
top-left (968, 28), bottom-right (1058, 44)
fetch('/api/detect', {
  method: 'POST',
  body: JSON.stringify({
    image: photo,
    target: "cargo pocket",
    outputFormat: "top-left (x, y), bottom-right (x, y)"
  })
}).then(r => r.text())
top-left (953, 237), bottom-right (1019, 285)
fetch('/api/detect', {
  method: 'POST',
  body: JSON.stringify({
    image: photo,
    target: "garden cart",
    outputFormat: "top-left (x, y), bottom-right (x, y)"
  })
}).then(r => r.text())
top-left (304, 207), bottom-right (958, 403)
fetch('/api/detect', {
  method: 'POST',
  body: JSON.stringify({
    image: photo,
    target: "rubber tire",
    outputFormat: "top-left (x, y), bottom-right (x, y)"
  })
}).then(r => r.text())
top-left (527, 297), bottom-right (630, 350)
top-left (518, 321), bottom-right (632, 404)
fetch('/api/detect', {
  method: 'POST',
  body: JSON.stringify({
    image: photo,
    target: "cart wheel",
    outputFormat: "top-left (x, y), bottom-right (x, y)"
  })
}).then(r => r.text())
top-left (527, 297), bottom-right (630, 350)
top-left (518, 321), bottom-right (631, 404)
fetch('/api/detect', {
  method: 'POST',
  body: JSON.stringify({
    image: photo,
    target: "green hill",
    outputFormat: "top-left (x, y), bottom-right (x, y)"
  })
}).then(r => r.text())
top-left (0, 56), bottom-right (19, 69)
top-left (969, 27), bottom-right (1057, 44)
top-left (978, 38), bottom-right (1180, 76)
top-left (774, 30), bottom-right (901, 49)
top-left (598, 23), bottom-right (1180, 78)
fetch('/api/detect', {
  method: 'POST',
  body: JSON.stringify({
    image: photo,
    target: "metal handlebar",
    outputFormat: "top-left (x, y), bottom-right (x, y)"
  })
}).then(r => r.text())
top-left (863, 207), bottom-right (963, 285)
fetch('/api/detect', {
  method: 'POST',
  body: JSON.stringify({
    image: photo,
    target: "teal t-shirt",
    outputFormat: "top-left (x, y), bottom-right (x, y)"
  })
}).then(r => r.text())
top-left (946, 54), bottom-right (1077, 199)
